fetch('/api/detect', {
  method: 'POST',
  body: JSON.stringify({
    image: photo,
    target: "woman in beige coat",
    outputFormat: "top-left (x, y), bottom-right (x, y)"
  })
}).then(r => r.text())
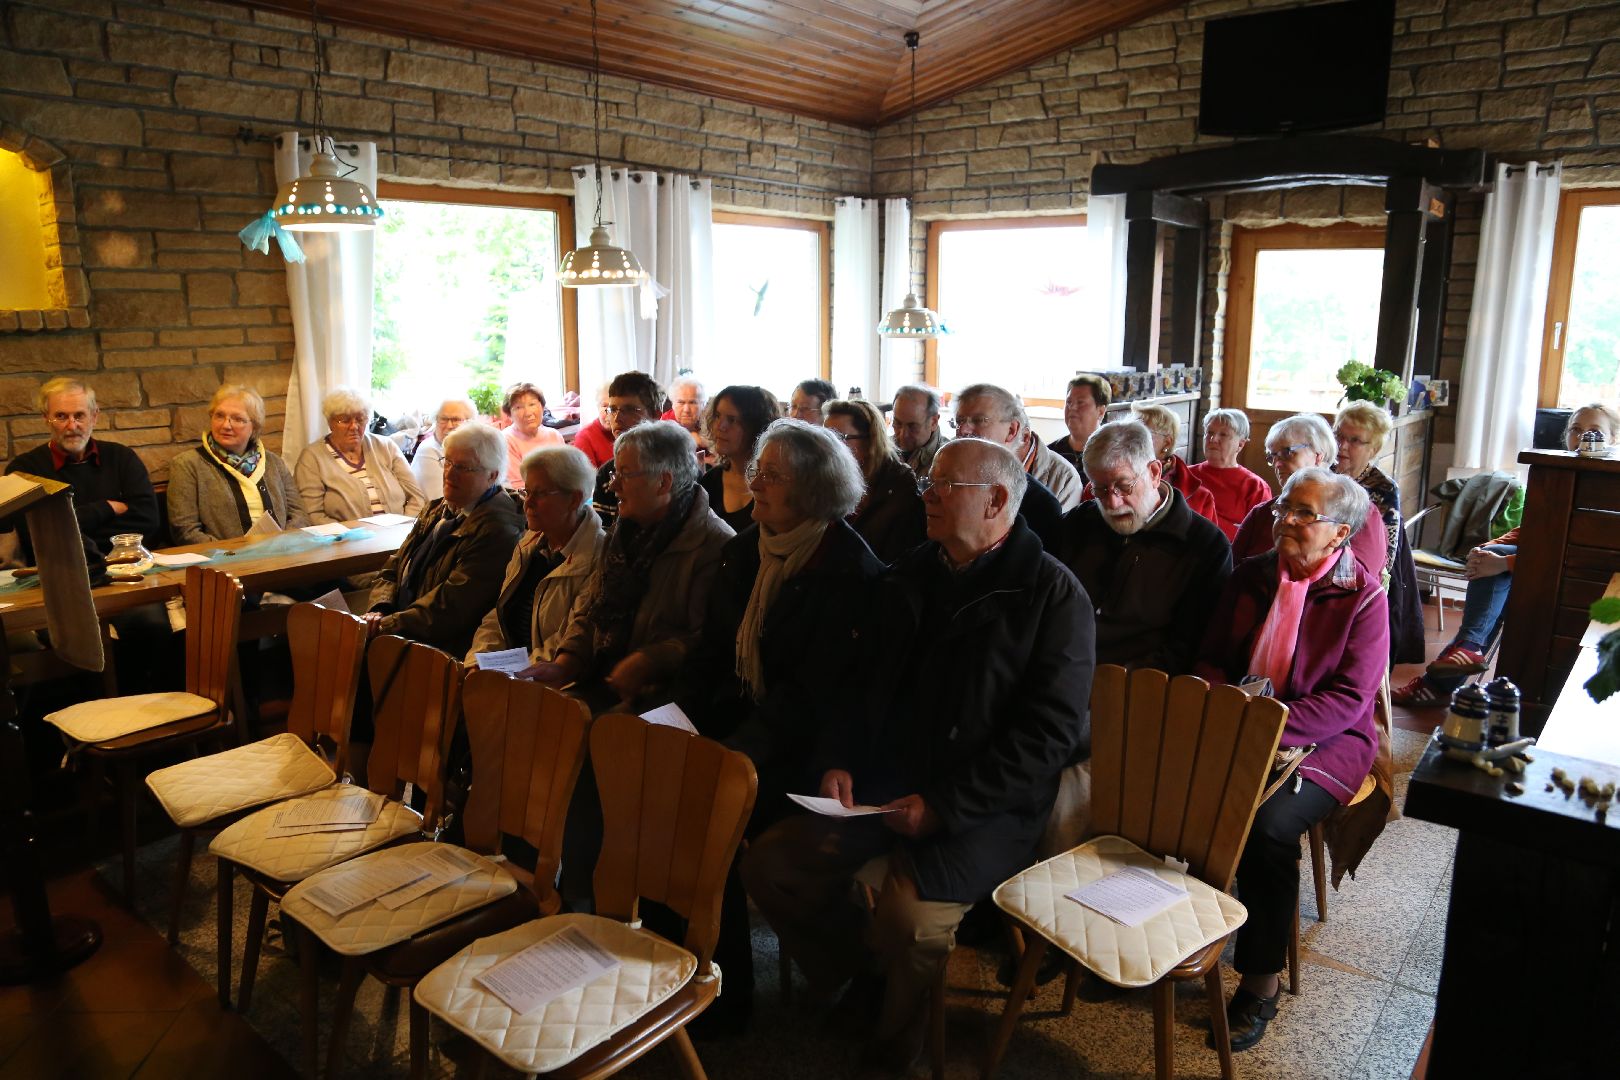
top-left (295, 387), bottom-right (425, 525)
top-left (467, 445), bottom-right (605, 666)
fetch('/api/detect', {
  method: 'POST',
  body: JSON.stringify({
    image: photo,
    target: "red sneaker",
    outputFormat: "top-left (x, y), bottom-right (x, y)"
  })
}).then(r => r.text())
top-left (1393, 674), bottom-right (1445, 707)
top-left (1426, 645), bottom-right (1488, 676)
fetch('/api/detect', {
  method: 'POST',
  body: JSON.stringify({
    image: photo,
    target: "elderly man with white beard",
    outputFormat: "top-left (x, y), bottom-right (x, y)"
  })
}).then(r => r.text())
top-left (1056, 420), bottom-right (1232, 675)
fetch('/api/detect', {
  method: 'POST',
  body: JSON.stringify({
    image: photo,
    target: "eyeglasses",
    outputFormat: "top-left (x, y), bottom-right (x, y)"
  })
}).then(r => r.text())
top-left (948, 414), bottom-right (997, 432)
top-left (1335, 433), bottom-right (1373, 448)
top-left (828, 430), bottom-right (868, 443)
top-left (917, 475), bottom-right (994, 496)
top-left (436, 414), bottom-right (471, 426)
top-left (330, 413), bottom-right (368, 427)
top-left (610, 468), bottom-right (650, 484)
top-left (743, 463), bottom-right (791, 485)
top-left (1093, 472), bottom-right (1146, 500)
top-left (1264, 443), bottom-right (1311, 465)
top-left (525, 488), bottom-right (566, 500)
top-left (1272, 502), bottom-right (1347, 527)
top-left (604, 405), bottom-right (645, 417)
top-left (441, 459), bottom-right (485, 475)
top-left (213, 412), bottom-right (252, 427)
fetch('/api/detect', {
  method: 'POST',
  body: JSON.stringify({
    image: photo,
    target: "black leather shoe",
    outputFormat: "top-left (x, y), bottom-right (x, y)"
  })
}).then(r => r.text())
top-left (1222, 986), bottom-right (1280, 1051)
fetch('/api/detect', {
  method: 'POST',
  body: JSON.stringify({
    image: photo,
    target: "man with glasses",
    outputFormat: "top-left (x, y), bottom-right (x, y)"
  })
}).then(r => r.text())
top-left (590, 371), bottom-right (663, 526)
top-left (410, 397), bottom-right (476, 501)
top-left (953, 382), bottom-right (1084, 512)
top-left (744, 438), bottom-right (1094, 1076)
top-left (890, 384), bottom-right (944, 477)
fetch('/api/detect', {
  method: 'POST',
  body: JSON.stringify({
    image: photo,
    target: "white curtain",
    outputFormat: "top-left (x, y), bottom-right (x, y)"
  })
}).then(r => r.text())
top-left (831, 197), bottom-right (880, 398)
top-left (573, 167), bottom-right (658, 393)
top-left (654, 175), bottom-right (714, 389)
top-left (1083, 193), bottom-right (1128, 371)
top-left (1454, 161), bottom-right (1562, 473)
top-left (277, 132), bottom-right (376, 460)
top-left (880, 197), bottom-right (919, 394)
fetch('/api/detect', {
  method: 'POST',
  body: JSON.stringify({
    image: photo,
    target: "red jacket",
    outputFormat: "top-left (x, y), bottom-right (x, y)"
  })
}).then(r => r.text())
top-left (1164, 455), bottom-right (1219, 526)
top-left (571, 419), bottom-right (614, 469)
top-left (1187, 461), bottom-right (1271, 542)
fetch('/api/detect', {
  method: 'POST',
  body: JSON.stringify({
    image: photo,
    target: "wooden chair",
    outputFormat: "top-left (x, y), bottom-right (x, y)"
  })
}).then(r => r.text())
top-left (413, 713), bottom-right (758, 1080)
top-left (46, 566), bottom-right (244, 910)
top-left (984, 666), bottom-right (1288, 1080)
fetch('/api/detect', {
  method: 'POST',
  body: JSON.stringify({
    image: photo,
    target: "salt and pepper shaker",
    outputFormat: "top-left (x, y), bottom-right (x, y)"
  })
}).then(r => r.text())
top-left (1485, 676), bottom-right (1521, 747)
top-left (1439, 684), bottom-right (1491, 753)
top-left (1577, 429), bottom-right (1609, 457)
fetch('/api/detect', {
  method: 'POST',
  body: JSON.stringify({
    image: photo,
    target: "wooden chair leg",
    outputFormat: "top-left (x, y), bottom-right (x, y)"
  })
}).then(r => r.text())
top-left (299, 923), bottom-right (320, 1080)
top-left (1060, 958), bottom-right (1081, 1016)
top-left (1205, 963), bottom-right (1235, 1080)
top-left (326, 956), bottom-right (366, 1079)
top-left (1152, 978), bottom-right (1176, 1080)
top-left (983, 935), bottom-right (1047, 1079)
top-left (169, 827), bottom-right (195, 946)
top-left (1308, 823), bottom-right (1328, 922)
top-left (930, 959), bottom-right (947, 1080)
top-left (1288, 898), bottom-right (1301, 996)
top-left (216, 856), bottom-right (233, 1008)
top-left (668, 1026), bottom-right (708, 1080)
top-left (238, 884), bottom-right (269, 1013)
top-left (408, 995), bottom-right (430, 1080)
top-left (119, 762), bottom-right (138, 907)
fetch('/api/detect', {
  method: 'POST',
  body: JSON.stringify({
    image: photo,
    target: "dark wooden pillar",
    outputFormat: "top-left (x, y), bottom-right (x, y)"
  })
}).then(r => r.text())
top-left (1122, 212), bottom-right (1162, 371)
top-left (1410, 190), bottom-right (1454, 380)
top-left (1375, 177), bottom-right (1447, 379)
top-left (1169, 224), bottom-right (1206, 366)
top-left (1121, 190), bottom-right (1208, 371)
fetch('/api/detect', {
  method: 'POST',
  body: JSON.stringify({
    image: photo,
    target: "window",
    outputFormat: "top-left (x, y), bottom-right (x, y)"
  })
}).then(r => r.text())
top-left (925, 216), bottom-right (1088, 403)
top-left (1541, 189), bottom-right (1620, 408)
top-left (371, 183), bottom-right (576, 419)
top-left (1225, 224), bottom-right (1385, 415)
top-left (708, 212), bottom-right (829, 399)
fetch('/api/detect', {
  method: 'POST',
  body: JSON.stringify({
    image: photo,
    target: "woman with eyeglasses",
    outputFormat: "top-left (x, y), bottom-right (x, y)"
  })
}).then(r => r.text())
top-left (501, 381), bottom-right (564, 490)
top-left (1195, 466), bottom-right (1388, 1053)
top-left (168, 384), bottom-right (311, 544)
top-left (823, 398), bottom-right (927, 563)
top-left (1231, 413), bottom-right (1387, 581)
top-left (294, 386), bottom-right (425, 526)
top-left (699, 384), bottom-right (781, 533)
top-left (677, 417), bottom-right (882, 1036)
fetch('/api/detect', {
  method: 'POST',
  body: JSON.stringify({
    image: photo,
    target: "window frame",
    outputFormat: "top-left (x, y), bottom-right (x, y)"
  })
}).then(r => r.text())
top-left (923, 214), bottom-right (1087, 405)
top-left (1538, 188), bottom-right (1620, 409)
top-left (373, 181), bottom-right (580, 393)
top-left (1223, 222), bottom-right (1386, 412)
top-left (711, 210), bottom-right (832, 380)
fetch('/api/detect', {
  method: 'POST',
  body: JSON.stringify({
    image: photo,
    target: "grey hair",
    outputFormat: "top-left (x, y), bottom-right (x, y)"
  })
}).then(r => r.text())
top-left (443, 421), bottom-right (506, 476)
top-left (957, 383), bottom-right (1023, 431)
top-left (39, 377), bottom-right (97, 415)
top-left (322, 386), bottom-right (371, 421)
top-left (754, 418), bottom-right (865, 521)
top-left (941, 437), bottom-right (1028, 509)
top-left (894, 384), bottom-right (942, 419)
top-left (671, 374), bottom-right (706, 403)
top-left (618, 420), bottom-right (700, 497)
top-left (1281, 466), bottom-right (1367, 541)
top-left (1131, 402), bottom-right (1180, 445)
top-left (522, 445), bottom-right (596, 503)
top-left (1203, 407), bottom-right (1251, 440)
top-left (1266, 413), bottom-right (1336, 462)
top-left (1082, 420), bottom-right (1156, 477)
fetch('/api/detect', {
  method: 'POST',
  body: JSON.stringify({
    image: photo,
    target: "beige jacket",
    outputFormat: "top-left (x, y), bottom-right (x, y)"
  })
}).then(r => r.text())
top-left (295, 432), bottom-right (425, 524)
top-left (466, 508), bottom-right (606, 664)
top-left (1029, 435), bottom-right (1085, 512)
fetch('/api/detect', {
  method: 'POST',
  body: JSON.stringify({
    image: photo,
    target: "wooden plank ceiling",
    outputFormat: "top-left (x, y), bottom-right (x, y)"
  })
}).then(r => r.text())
top-left (236, 0), bottom-right (1185, 128)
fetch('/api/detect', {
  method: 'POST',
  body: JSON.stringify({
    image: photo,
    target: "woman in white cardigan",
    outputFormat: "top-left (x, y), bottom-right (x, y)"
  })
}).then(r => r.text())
top-left (295, 387), bottom-right (426, 525)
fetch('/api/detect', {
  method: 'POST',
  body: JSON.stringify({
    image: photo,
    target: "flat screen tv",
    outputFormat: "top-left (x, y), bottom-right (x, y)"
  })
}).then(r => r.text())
top-left (1198, 0), bottom-right (1395, 137)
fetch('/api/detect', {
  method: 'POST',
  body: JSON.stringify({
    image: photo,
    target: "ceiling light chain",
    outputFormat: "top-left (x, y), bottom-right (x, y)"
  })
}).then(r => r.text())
top-left (879, 29), bottom-right (947, 341)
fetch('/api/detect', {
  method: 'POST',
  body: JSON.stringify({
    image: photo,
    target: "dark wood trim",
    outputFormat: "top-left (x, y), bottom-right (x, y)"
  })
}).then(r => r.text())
top-left (712, 211), bottom-right (833, 380)
top-left (1539, 188), bottom-right (1620, 408)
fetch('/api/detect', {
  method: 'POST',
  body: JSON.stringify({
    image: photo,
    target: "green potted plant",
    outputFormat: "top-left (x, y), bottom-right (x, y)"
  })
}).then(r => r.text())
top-left (1335, 361), bottom-right (1407, 409)
top-left (469, 381), bottom-right (502, 422)
top-left (1586, 596), bottom-right (1620, 703)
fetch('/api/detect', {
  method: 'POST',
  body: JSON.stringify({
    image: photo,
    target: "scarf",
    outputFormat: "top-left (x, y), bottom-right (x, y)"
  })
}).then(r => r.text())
top-left (736, 518), bottom-right (827, 701)
top-left (207, 433), bottom-right (263, 477)
top-left (1247, 546), bottom-right (1343, 691)
top-left (583, 484), bottom-right (697, 664)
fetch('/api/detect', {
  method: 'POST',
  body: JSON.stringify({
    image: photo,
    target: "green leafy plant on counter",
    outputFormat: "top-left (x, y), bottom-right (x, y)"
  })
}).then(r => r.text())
top-left (1336, 361), bottom-right (1408, 406)
top-left (468, 381), bottom-right (502, 421)
top-left (1586, 596), bottom-right (1620, 704)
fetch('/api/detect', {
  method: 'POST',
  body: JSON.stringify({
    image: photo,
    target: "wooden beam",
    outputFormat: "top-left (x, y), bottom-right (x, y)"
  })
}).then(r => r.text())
top-left (1122, 216), bottom-right (1162, 371)
top-left (1124, 190), bottom-right (1207, 229)
top-left (1169, 225), bottom-right (1205, 367)
top-left (1411, 191), bottom-right (1455, 380)
top-left (1373, 177), bottom-right (1443, 379)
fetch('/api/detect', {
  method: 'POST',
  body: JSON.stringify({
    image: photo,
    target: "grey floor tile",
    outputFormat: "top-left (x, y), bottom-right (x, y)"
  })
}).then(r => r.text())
top-left (1348, 985), bottom-right (1434, 1080)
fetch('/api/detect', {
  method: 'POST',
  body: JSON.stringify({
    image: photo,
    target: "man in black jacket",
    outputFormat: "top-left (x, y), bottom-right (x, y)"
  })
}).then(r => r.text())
top-left (743, 438), bottom-right (1095, 1075)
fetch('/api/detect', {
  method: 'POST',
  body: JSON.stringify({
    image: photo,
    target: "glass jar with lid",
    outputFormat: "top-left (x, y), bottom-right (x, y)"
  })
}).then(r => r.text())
top-left (105, 533), bottom-right (154, 575)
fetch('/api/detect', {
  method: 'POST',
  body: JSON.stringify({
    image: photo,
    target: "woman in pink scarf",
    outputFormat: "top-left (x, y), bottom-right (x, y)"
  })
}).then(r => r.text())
top-left (1194, 467), bottom-right (1388, 1054)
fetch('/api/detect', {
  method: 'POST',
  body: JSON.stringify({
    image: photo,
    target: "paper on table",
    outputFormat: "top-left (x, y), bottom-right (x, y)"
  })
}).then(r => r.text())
top-left (376, 845), bottom-right (483, 910)
top-left (475, 647), bottom-right (531, 674)
top-left (247, 512), bottom-right (283, 536)
top-left (1065, 866), bottom-right (1189, 927)
top-left (302, 859), bottom-right (429, 918)
top-left (309, 587), bottom-right (351, 614)
top-left (786, 794), bottom-right (899, 818)
top-left (475, 926), bottom-right (622, 1016)
top-left (1236, 676), bottom-right (1274, 698)
top-left (640, 702), bottom-right (698, 734)
top-left (272, 792), bottom-right (380, 829)
top-left (302, 522), bottom-right (350, 537)
top-left (361, 513), bottom-right (416, 527)
top-left (151, 552), bottom-right (209, 567)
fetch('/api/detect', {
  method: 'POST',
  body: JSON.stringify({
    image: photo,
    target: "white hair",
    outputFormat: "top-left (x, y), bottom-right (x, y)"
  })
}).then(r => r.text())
top-left (523, 445), bottom-right (596, 502)
top-left (1203, 407), bottom-right (1251, 440)
top-left (443, 422), bottom-right (506, 475)
top-left (322, 386), bottom-right (371, 421)
top-left (1281, 466), bottom-right (1368, 539)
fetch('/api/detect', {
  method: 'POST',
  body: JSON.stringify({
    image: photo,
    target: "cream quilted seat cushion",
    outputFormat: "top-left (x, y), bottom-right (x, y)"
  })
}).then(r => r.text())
top-left (993, 834), bottom-right (1247, 988)
top-left (414, 913), bottom-right (698, 1075)
top-left (210, 783), bottom-right (422, 880)
top-left (282, 842), bottom-right (517, 956)
top-left (146, 732), bottom-right (335, 828)
top-left (45, 692), bottom-right (217, 744)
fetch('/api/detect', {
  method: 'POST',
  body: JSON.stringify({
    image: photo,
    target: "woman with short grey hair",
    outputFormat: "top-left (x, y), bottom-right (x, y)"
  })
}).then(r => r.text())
top-left (296, 386), bottom-right (425, 525)
top-left (1189, 406), bottom-right (1270, 541)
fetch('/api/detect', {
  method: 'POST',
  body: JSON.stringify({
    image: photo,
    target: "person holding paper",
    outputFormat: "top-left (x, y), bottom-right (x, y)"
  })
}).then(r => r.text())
top-left (294, 386), bottom-right (425, 526)
top-left (365, 422), bottom-right (522, 657)
top-left (167, 384), bottom-right (310, 544)
top-left (467, 445), bottom-right (605, 667)
top-left (1194, 467), bottom-right (1388, 1052)
top-left (743, 438), bottom-right (1094, 1076)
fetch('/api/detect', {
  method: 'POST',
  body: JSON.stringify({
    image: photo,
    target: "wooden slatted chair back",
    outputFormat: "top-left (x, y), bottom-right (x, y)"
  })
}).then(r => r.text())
top-left (365, 635), bottom-right (463, 828)
top-left (182, 566), bottom-right (243, 707)
top-left (590, 714), bottom-right (757, 968)
top-left (285, 604), bottom-right (368, 774)
top-left (1087, 665), bottom-right (1288, 890)
top-left (461, 672), bottom-right (589, 916)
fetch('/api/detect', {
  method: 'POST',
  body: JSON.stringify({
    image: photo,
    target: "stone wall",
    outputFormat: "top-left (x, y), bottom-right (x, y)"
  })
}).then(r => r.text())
top-left (0, 0), bottom-right (871, 479)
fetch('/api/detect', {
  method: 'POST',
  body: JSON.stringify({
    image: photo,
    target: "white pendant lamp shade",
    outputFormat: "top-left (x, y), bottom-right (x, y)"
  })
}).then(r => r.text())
top-left (274, 139), bottom-right (382, 232)
top-left (878, 292), bottom-right (947, 338)
top-left (560, 224), bottom-right (647, 287)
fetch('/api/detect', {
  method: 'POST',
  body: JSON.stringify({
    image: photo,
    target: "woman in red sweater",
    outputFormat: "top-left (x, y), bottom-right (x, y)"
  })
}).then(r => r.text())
top-left (1188, 407), bottom-right (1271, 541)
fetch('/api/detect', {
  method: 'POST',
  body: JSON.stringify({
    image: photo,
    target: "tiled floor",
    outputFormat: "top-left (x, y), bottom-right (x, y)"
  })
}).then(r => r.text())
top-left (2, 599), bottom-right (1473, 1079)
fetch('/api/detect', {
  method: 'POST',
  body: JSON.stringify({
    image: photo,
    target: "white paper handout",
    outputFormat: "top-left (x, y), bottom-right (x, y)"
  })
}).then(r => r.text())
top-left (786, 794), bottom-right (899, 818)
top-left (475, 926), bottom-right (622, 1016)
top-left (361, 513), bottom-right (416, 527)
top-left (302, 859), bottom-right (430, 918)
top-left (302, 522), bottom-right (350, 537)
top-left (1066, 866), bottom-right (1190, 927)
top-left (639, 702), bottom-right (698, 734)
top-left (271, 792), bottom-right (380, 830)
top-left (247, 512), bottom-right (283, 536)
top-left (376, 845), bottom-right (483, 910)
top-left (309, 587), bottom-right (351, 614)
top-left (152, 552), bottom-right (209, 567)
top-left (475, 647), bottom-right (532, 674)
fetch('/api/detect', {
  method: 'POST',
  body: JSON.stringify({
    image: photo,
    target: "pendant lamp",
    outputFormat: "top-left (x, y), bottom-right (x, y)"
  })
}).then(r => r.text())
top-left (559, 0), bottom-right (648, 287)
top-left (879, 31), bottom-right (946, 339)
top-left (271, 0), bottom-right (382, 232)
